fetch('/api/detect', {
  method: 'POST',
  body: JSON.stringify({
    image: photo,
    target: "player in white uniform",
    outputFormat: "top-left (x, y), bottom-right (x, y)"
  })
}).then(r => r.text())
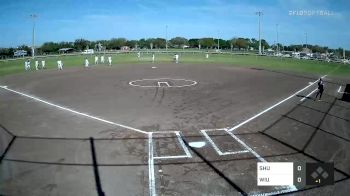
top-left (85, 58), bottom-right (89, 67)
top-left (95, 56), bottom-right (98, 64)
top-left (100, 55), bottom-right (105, 64)
top-left (35, 60), bottom-right (39, 70)
top-left (41, 60), bottom-right (45, 69)
top-left (57, 60), bottom-right (63, 70)
top-left (108, 56), bottom-right (112, 66)
top-left (152, 53), bottom-right (155, 63)
top-left (175, 54), bottom-right (179, 63)
top-left (25, 60), bottom-right (31, 71)
top-left (206, 53), bottom-right (209, 59)
top-left (24, 60), bottom-right (28, 71)
top-left (137, 52), bottom-right (141, 58)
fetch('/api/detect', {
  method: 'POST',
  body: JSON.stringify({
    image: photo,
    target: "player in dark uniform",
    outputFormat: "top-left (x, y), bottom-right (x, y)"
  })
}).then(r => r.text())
top-left (315, 78), bottom-right (324, 101)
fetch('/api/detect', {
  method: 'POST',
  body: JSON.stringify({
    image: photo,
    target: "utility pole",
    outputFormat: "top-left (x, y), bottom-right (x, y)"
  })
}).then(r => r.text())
top-left (217, 31), bottom-right (220, 50)
top-left (30, 14), bottom-right (37, 59)
top-left (276, 24), bottom-right (279, 53)
top-left (165, 25), bottom-right (168, 51)
top-left (305, 32), bottom-right (308, 49)
top-left (256, 11), bottom-right (263, 55)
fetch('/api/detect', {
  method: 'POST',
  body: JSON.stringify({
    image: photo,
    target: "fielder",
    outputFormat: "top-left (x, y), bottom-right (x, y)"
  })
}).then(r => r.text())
top-left (41, 60), bottom-right (45, 69)
top-left (95, 56), bottom-right (98, 64)
top-left (35, 60), bottom-right (39, 70)
top-left (137, 52), bottom-right (141, 58)
top-left (152, 53), bottom-right (155, 63)
top-left (57, 60), bottom-right (63, 70)
top-left (85, 58), bottom-right (89, 67)
top-left (108, 56), bottom-right (112, 66)
top-left (100, 55), bottom-right (105, 64)
top-left (174, 54), bottom-right (179, 63)
top-left (206, 53), bottom-right (209, 59)
top-left (25, 60), bottom-right (31, 71)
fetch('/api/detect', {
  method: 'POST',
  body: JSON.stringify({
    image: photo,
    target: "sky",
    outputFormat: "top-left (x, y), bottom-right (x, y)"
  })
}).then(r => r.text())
top-left (0, 0), bottom-right (349, 49)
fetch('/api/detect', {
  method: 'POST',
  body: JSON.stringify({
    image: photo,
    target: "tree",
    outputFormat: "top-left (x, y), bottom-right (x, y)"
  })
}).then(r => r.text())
top-left (200, 38), bottom-right (215, 49)
top-left (58, 41), bottom-right (74, 49)
top-left (233, 38), bottom-right (249, 50)
top-left (0, 47), bottom-right (15, 58)
top-left (169, 37), bottom-right (188, 48)
top-left (261, 39), bottom-right (270, 49)
top-left (286, 45), bottom-right (303, 52)
top-left (126, 40), bottom-right (138, 49)
top-left (94, 40), bottom-right (109, 51)
top-left (188, 39), bottom-right (199, 48)
top-left (138, 39), bottom-right (148, 49)
top-left (16, 45), bottom-right (32, 56)
top-left (146, 38), bottom-right (155, 49)
top-left (215, 39), bottom-right (228, 49)
top-left (74, 39), bottom-right (90, 51)
top-left (108, 38), bottom-right (127, 50)
top-left (41, 42), bottom-right (60, 53)
top-left (153, 38), bottom-right (166, 48)
top-left (249, 38), bottom-right (259, 50)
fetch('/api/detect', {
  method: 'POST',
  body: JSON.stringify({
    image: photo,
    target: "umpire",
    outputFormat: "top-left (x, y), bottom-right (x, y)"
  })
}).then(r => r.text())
top-left (315, 78), bottom-right (324, 101)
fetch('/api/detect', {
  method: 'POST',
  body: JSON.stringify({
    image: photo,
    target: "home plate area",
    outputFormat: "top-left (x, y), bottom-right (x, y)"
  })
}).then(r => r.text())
top-left (149, 128), bottom-right (299, 196)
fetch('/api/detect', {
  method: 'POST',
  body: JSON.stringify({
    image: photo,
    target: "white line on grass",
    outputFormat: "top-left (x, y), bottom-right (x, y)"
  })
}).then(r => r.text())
top-left (0, 86), bottom-right (147, 134)
top-left (227, 75), bottom-right (326, 133)
top-left (300, 88), bottom-right (318, 101)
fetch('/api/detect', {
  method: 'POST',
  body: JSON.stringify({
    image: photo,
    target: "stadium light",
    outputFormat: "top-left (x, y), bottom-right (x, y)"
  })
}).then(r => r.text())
top-left (165, 25), bottom-right (168, 51)
top-left (255, 11), bottom-right (263, 55)
top-left (30, 14), bottom-right (37, 59)
top-left (276, 24), bottom-right (279, 53)
top-left (305, 32), bottom-right (308, 49)
top-left (217, 31), bottom-right (220, 50)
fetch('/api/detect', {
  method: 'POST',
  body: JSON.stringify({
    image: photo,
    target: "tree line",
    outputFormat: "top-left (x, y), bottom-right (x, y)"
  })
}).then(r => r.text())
top-left (0, 37), bottom-right (348, 58)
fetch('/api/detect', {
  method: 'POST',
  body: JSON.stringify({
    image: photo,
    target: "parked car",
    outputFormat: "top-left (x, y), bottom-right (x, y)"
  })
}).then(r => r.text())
top-left (82, 49), bottom-right (94, 54)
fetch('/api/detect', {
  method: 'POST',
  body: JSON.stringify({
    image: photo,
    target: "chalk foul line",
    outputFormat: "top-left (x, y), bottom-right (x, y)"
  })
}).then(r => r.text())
top-left (0, 86), bottom-right (147, 134)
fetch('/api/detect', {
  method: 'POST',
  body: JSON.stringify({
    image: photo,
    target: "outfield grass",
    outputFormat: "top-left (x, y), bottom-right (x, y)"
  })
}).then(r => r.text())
top-left (0, 52), bottom-right (349, 77)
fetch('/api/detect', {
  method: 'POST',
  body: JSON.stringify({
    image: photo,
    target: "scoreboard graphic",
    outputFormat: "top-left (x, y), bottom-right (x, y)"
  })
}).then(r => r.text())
top-left (257, 162), bottom-right (334, 188)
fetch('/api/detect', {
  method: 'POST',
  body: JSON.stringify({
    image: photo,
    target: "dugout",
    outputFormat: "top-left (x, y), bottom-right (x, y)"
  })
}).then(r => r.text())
top-left (341, 84), bottom-right (350, 102)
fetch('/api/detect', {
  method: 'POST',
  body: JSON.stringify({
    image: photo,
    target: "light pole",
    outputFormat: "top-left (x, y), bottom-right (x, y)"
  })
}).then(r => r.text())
top-left (165, 25), bottom-right (168, 51)
top-left (30, 14), bottom-right (37, 59)
top-left (305, 32), bottom-right (308, 49)
top-left (276, 24), bottom-right (279, 53)
top-left (256, 11), bottom-right (263, 55)
top-left (217, 31), bottom-right (220, 50)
